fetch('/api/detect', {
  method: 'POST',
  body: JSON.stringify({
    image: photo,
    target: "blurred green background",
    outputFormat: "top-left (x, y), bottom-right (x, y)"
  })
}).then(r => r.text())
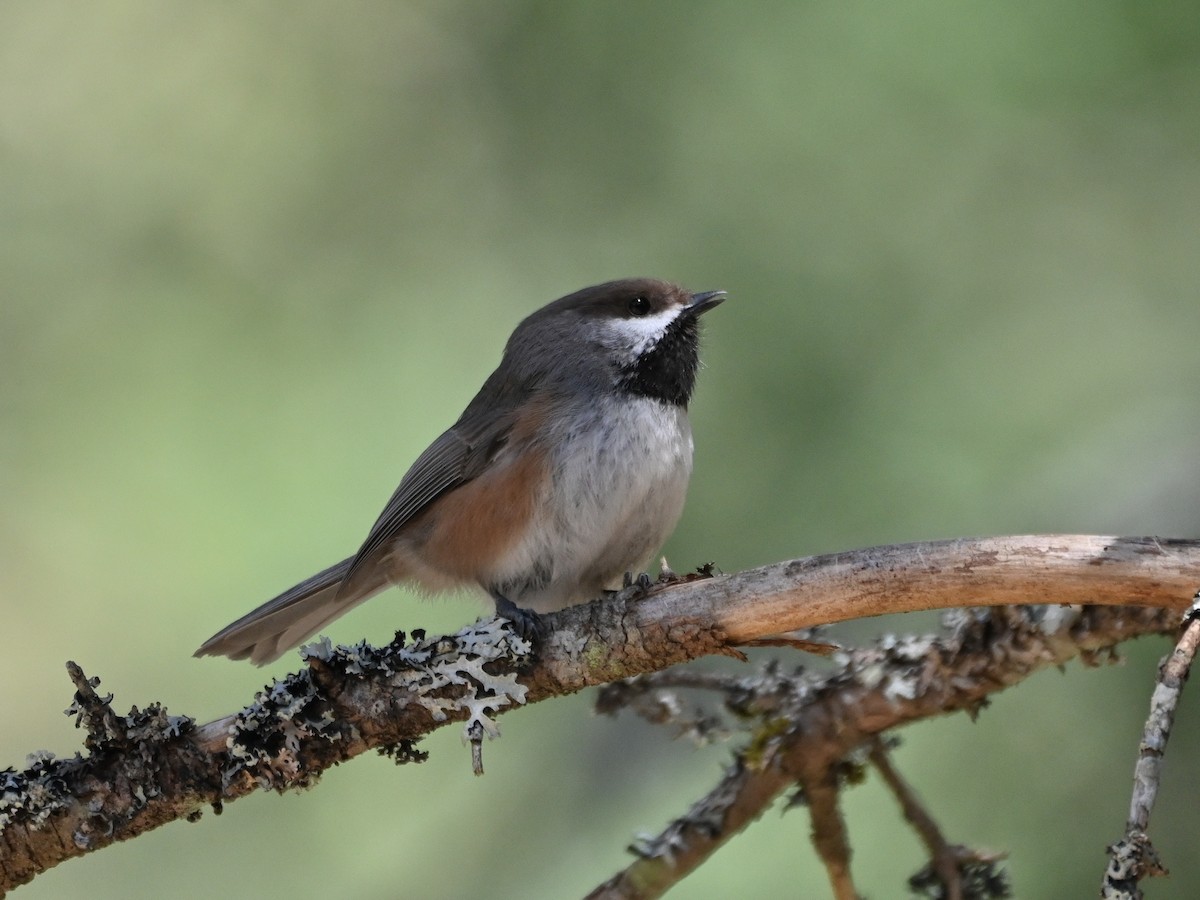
top-left (3, 2), bottom-right (1200, 898)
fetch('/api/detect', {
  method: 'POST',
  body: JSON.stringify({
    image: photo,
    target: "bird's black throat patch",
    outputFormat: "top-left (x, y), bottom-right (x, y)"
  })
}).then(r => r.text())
top-left (615, 316), bottom-right (701, 407)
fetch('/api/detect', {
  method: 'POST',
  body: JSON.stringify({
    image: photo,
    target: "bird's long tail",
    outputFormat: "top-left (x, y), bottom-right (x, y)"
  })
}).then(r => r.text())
top-left (194, 557), bottom-right (388, 666)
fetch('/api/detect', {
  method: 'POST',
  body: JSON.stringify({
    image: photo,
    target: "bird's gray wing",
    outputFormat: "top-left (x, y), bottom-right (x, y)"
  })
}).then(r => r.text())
top-left (336, 372), bottom-right (530, 599)
top-left (194, 370), bottom-right (532, 665)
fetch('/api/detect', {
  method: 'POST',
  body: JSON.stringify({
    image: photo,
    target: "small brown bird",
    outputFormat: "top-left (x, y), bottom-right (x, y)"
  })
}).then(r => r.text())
top-left (196, 278), bottom-right (725, 664)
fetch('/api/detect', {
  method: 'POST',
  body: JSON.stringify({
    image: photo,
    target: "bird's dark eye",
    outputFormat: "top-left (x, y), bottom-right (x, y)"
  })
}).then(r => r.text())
top-left (627, 296), bottom-right (651, 317)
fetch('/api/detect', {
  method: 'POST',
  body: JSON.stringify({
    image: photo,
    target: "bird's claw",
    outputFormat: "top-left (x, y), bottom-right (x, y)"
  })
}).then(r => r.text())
top-left (608, 571), bottom-right (654, 603)
top-left (491, 594), bottom-right (546, 642)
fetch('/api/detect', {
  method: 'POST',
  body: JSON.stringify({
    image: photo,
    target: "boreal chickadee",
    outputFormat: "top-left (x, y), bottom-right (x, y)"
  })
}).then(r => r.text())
top-left (196, 278), bottom-right (725, 665)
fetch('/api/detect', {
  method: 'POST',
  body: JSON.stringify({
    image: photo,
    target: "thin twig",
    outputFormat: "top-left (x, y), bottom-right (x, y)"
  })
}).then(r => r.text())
top-left (803, 773), bottom-right (858, 900)
top-left (1101, 591), bottom-right (1200, 898)
top-left (583, 758), bottom-right (792, 900)
top-left (869, 738), bottom-right (962, 900)
top-left (1128, 592), bottom-right (1200, 832)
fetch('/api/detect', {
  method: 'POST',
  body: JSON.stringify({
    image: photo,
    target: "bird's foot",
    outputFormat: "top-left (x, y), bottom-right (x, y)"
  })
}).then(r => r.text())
top-left (491, 594), bottom-right (546, 642)
top-left (604, 571), bottom-right (654, 603)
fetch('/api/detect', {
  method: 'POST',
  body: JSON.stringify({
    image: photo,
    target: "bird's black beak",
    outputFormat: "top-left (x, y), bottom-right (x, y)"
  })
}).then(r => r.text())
top-left (686, 290), bottom-right (726, 316)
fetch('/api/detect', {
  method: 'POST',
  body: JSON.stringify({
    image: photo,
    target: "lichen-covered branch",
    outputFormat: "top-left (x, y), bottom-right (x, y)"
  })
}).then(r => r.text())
top-left (1, 599), bottom-right (728, 896)
top-left (1100, 592), bottom-right (1200, 899)
top-left (1127, 594), bottom-right (1200, 834)
top-left (3, 535), bottom-right (1199, 896)
top-left (589, 604), bottom-right (1181, 898)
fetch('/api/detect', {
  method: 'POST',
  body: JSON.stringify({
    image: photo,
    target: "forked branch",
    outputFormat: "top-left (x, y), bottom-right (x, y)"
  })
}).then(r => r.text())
top-left (2, 535), bottom-right (1198, 896)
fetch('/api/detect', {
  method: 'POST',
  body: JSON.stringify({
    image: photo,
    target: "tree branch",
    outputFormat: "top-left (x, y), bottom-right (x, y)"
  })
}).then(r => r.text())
top-left (1101, 591), bottom-right (1200, 898)
top-left (587, 602), bottom-right (1180, 898)
top-left (869, 738), bottom-right (963, 900)
top-left (2, 535), bottom-right (1198, 895)
top-left (869, 737), bottom-right (1006, 899)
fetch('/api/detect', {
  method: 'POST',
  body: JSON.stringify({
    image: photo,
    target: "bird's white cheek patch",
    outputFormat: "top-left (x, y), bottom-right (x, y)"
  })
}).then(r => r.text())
top-left (606, 307), bottom-right (682, 358)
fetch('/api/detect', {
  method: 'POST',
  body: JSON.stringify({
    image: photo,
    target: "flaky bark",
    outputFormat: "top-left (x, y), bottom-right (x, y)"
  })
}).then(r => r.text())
top-left (3, 535), bottom-right (1198, 896)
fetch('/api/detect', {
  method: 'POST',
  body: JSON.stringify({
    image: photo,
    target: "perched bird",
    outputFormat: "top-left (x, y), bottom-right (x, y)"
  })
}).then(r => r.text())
top-left (196, 278), bottom-right (725, 665)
